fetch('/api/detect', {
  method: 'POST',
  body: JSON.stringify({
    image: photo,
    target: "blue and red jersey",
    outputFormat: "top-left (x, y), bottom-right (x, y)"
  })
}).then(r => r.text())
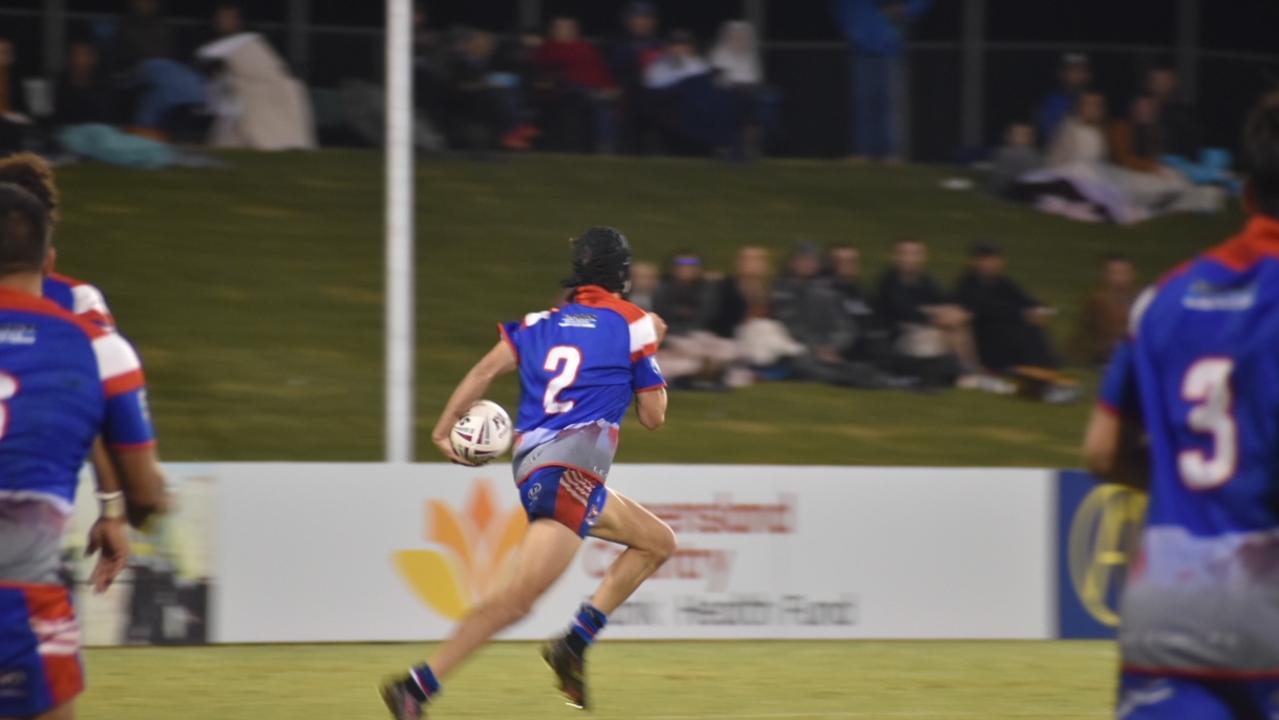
top-left (1101, 214), bottom-right (1279, 676)
top-left (500, 285), bottom-right (664, 482)
top-left (0, 288), bottom-right (154, 512)
top-left (42, 272), bottom-right (115, 331)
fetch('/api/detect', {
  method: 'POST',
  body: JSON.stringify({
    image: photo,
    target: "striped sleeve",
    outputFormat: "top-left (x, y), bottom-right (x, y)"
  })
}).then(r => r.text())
top-left (71, 283), bottom-right (116, 330)
top-left (628, 313), bottom-right (659, 361)
top-left (94, 333), bottom-right (144, 398)
top-left (92, 333), bottom-right (156, 449)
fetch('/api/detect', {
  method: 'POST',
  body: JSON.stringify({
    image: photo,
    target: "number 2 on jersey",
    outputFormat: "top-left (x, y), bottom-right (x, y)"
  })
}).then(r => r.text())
top-left (1178, 358), bottom-right (1236, 490)
top-left (543, 346), bottom-right (582, 414)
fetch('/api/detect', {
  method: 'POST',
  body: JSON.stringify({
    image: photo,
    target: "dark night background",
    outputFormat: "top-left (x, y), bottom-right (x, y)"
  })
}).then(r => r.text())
top-left (3, 0), bottom-right (1277, 159)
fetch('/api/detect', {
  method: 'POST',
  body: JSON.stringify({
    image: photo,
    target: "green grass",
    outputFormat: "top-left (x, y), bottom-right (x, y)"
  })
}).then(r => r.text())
top-left (82, 641), bottom-right (1117, 719)
top-left (51, 152), bottom-right (1242, 464)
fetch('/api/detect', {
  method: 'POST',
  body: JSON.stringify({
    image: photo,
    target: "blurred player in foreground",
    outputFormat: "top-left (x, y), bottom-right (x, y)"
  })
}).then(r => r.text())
top-left (382, 227), bottom-right (675, 718)
top-left (0, 183), bottom-right (165, 719)
top-left (1084, 96), bottom-right (1279, 719)
top-left (0, 154), bottom-right (143, 532)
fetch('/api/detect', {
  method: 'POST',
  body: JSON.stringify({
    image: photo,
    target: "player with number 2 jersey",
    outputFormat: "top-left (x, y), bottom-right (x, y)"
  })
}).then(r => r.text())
top-left (1086, 96), bottom-right (1279, 719)
top-left (381, 228), bottom-right (676, 719)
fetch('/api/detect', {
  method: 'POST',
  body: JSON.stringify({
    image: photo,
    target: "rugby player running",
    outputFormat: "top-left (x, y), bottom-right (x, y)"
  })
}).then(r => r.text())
top-left (381, 227), bottom-right (677, 718)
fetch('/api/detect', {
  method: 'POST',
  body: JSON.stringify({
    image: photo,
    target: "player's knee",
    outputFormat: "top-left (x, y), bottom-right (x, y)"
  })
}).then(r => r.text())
top-left (649, 522), bottom-right (677, 564)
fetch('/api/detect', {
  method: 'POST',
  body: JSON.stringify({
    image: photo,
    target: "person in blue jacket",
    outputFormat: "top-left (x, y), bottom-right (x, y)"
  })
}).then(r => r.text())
top-left (833, 0), bottom-right (931, 162)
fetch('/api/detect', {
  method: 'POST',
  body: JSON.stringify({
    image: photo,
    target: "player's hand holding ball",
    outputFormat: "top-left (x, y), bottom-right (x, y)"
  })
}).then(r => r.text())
top-left (445, 400), bottom-right (514, 466)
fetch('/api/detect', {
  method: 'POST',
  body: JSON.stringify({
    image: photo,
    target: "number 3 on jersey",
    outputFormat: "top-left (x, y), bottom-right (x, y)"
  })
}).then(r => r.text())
top-left (543, 346), bottom-right (582, 414)
top-left (1178, 358), bottom-right (1236, 490)
top-left (0, 372), bottom-right (17, 440)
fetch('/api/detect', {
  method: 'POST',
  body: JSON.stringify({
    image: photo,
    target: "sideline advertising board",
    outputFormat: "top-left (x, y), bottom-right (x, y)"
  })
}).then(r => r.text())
top-left (207, 464), bottom-right (1056, 643)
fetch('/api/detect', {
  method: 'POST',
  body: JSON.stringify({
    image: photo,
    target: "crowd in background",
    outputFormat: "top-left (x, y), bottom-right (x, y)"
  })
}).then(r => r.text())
top-left (0, 0), bottom-right (314, 164)
top-left (991, 54), bottom-right (1237, 223)
top-left (623, 241), bottom-right (1138, 401)
top-left (410, 2), bottom-right (775, 159)
top-left (0, 0), bottom-right (1249, 194)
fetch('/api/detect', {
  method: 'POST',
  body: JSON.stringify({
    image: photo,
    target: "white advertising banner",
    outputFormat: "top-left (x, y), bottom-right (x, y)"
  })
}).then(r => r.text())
top-left (207, 464), bottom-right (1055, 643)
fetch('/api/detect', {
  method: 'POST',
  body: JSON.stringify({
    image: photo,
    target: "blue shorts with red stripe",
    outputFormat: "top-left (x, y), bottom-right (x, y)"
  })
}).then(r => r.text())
top-left (0, 583), bottom-right (84, 717)
top-left (1118, 670), bottom-right (1279, 719)
top-left (518, 466), bottom-right (608, 538)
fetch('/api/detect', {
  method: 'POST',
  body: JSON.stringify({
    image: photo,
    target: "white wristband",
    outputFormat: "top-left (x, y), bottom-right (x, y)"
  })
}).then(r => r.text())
top-left (96, 491), bottom-right (126, 521)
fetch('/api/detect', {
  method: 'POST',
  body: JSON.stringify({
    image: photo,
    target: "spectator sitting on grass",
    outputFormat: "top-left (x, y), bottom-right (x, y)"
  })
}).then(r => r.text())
top-left (1070, 253), bottom-right (1137, 366)
top-left (707, 245), bottom-right (799, 377)
top-left (774, 243), bottom-right (891, 388)
top-left (876, 240), bottom-right (976, 373)
top-left (990, 123), bottom-right (1041, 197)
top-left (1108, 95), bottom-right (1172, 174)
top-left (653, 251), bottom-right (739, 389)
top-left (628, 260), bottom-right (659, 311)
top-left (954, 242), bottom-right (1059, 373)
top-left (824, 244), bottom-right (883, 364)
top-left (532, 17), bottom-right (619, 153)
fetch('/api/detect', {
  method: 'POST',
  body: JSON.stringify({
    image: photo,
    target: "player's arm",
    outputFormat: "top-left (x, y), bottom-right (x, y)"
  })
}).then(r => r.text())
top-left (96, 333), bottom-right (167, 527)
top-left (431, 340), bottom-right (518, 464)
top-left (109, 447), bottom-right (167, 527)
top-left (1085, 290), bottom-right (1154, 489)
top-left (632, 312), bottom-right (668, 430)
top-left (636, 388), bottom-right (667, 430)
top-left (88, 333), bottom-right (166, 592)
top-left (1082, 405), bottom-right (1149, 490)
top-left (85, 437), bottom-right (129, 593)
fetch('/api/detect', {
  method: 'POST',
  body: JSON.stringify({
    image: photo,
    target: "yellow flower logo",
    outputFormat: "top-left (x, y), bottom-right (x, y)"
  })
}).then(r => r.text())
top-left (394, 480), bottom-right (528, 619)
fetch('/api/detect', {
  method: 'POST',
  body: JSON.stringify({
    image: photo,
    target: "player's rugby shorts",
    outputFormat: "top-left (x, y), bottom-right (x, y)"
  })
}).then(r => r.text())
top-left (0, 582), bottom-right (83, 717)
top-left (518, 466), bottom-right (608, 538)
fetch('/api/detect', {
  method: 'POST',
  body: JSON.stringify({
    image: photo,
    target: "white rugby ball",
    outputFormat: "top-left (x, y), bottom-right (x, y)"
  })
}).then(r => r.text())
top-left (449, 400), bottom-right (513, 465)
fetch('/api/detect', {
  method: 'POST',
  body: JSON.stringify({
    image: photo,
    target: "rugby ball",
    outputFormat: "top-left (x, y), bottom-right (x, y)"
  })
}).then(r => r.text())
top-left (449, 400), bottom-right (514, 465)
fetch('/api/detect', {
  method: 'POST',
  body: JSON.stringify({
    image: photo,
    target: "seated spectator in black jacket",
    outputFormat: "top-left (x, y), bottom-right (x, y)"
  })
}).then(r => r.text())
top-left (653, 251), bottom-right (738, 387)
top-left (824, 244), bottom-right (883, 363)
top-left (876, 240), bottom-right (977, 372)
top-left (954, 242), bottom-right (1059, 372)
top-left (628, 260), bottom-right (659, 311)
top-left (54, 40), bottom-right (116, 127)
top-left (774, 244), bottom-right (890, 388)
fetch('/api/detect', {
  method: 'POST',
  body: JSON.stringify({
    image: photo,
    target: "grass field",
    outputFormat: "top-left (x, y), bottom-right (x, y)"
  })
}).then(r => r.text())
top-left (83, 641), bottom-right (1117, 719)
top-left (51, 151), bottom-right (1242, 465)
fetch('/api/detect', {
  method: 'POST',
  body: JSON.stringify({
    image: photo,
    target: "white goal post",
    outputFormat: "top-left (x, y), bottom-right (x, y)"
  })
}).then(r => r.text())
top-left (384, 0), bottom-right (415, 462)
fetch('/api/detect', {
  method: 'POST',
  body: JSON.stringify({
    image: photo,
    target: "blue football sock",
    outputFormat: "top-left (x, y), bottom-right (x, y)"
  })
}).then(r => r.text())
top-left (406, 663), bottom-right (441, 702)
top-left (566, 602), bottom-right (608, 655)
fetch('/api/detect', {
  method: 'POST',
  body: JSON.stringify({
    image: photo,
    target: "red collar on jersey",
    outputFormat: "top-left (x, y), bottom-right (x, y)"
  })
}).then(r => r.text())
top-left (571, 284), bottom-right (647, 324)
top-left (0, 286), bottom-right (106, 336)
top-left (1206, 214), bottom-right (1279, 271)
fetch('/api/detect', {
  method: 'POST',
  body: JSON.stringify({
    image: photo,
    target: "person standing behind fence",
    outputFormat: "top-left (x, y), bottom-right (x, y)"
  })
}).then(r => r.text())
top-left (710, 20), bottom-right (767, 160)
top-left (833, 0), bottom-right (931, 163)
top-left (607, 2), bottom-right (663, 154)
